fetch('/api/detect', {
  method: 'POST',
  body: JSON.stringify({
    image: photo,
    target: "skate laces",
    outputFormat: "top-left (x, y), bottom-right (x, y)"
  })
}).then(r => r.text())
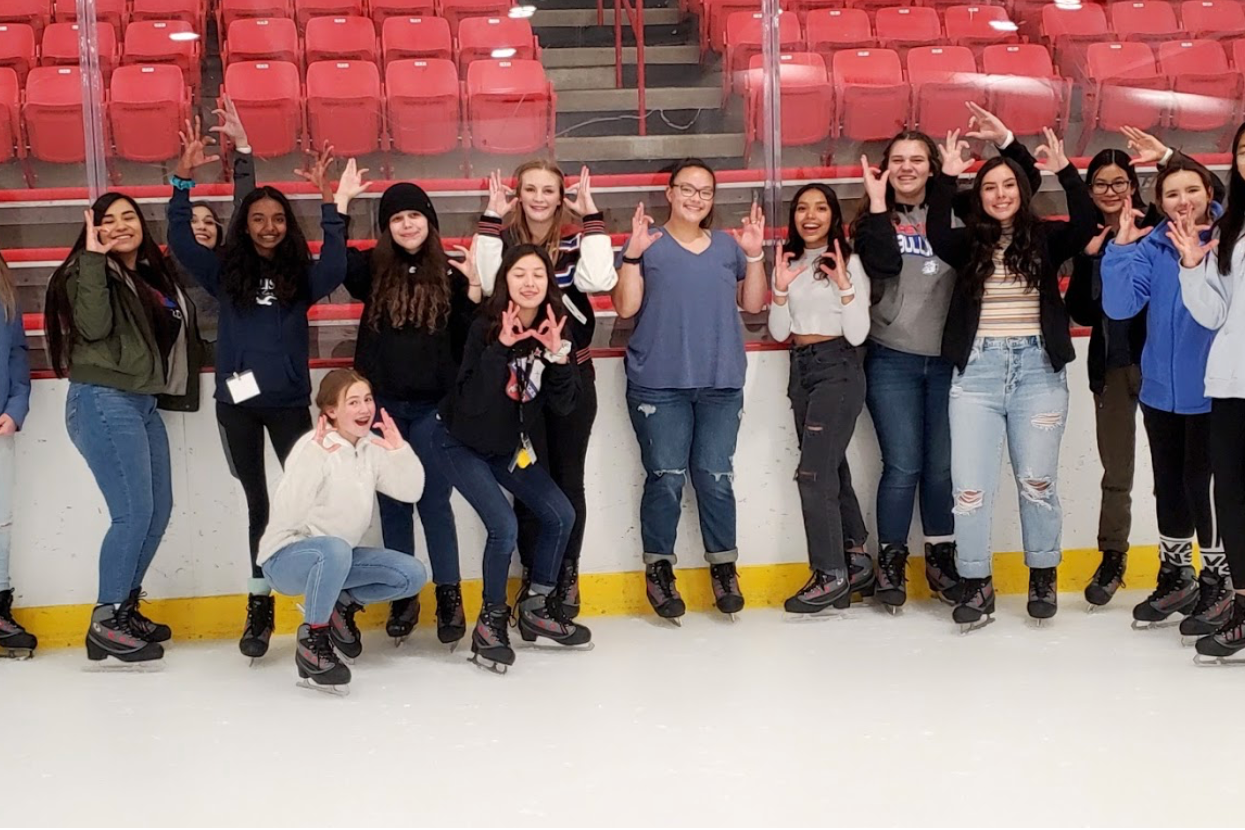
top-left (246, 595), bottom-right (273, 635)
top-left (1190, 572), bottom-right (1226, 617)
top-left (308, 626), bottom-right (336, 661)
top-left (1150, 566), bottom-right (1187, 602)
top-left (436, 584), bottom-right (462, 625)
top-left (710, 564), bottom-right (738, 596)
top-left (963, 578), bottom-right (990, 607)
top-left (556, 560), bottom-right (579, 599)
top-left (338, 602), bottom-right (362, 638)
top-left (1031, 569), bottom-right (1055, 597)
top-left (649, 562), bottom-right (677, 600)
top-left (126, 592), bottom-right (158, 633)
top-left (880, 551), bottom-right (906, 586)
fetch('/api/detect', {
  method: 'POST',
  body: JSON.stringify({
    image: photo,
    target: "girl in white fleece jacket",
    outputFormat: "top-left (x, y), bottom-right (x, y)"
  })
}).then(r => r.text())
top-left (257, 369), bottom-right (426, 690)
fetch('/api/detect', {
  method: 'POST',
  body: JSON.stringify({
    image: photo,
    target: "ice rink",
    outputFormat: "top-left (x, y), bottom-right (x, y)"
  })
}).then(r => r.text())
top-left (3, 591), bottom-right (1242, 827)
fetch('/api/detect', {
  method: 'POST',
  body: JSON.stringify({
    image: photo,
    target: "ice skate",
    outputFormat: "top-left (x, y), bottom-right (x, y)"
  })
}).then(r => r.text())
top-left (925, 541), bottom-right (964, 604)
top-left (1132, 563), bottom-right (1198, 630)
top-left (386, 594), bottom-right (419, 648)
top-left (239, 594), bottom-right (274, 665)
top-left (709, 562), bottom-right (744, 619)
top-left (953, 576), bottom-right (995, 634)
top-left (1194, 595), bottom-right (1245, 666)
top-left (435, 583), bottom-right (466, 651)
top-left (847, 551), bottom-right (875, 602)
top-left (645, 561), bottom-right (685, 625)
top-left (874, 545), bottom-right (909, 615)
top-left (783, 567), bottom-right (850, 620)
top-left (83, 603), bottom-right (164, 670)
top-left (0, 588), bottom-right (36, 659)
top-left (295, 623), bottom-right (350, 696)
top-left (469, 602), bottom-right (514, 674)
top-left (1179, 570), bottom-right (1233, 646)
top-left (122, 588), bottom-right (171, 643)
top-left (516, 591), bottom-right (593, 650)
top-left (328, 596), bottom-right (363, 662)
top-left (1027, 567), bottom-right (1057, 626)
top-left (555, 558), bottom-right (581, 619)
top-left (1084, 550), bottom-right (1126, 610)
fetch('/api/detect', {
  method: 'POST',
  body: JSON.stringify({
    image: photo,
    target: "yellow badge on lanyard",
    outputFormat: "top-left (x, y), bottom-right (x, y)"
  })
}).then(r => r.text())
top-left (509, 434), bottom-right (538, 472)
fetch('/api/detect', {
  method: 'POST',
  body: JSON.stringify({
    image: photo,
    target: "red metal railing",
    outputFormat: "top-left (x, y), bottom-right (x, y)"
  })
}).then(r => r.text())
top-left (614, 0), bottom-right (648, 136)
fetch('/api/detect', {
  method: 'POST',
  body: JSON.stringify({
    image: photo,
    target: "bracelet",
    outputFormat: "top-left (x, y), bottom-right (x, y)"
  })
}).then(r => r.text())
top-left (170, 175), bottom-right (195, 191)
top-left (235, 145), bottom-right (253, 155)
top-left (839, 285), bottom-right (856, 297)
top-left (622, 254), bottom-right (642, 265)
top-left (544, 339), bottom-right (573, 363)
top-left (746, 252), bottom-right (765, 263)
top-left (771, 286), bottom-right (789, 298)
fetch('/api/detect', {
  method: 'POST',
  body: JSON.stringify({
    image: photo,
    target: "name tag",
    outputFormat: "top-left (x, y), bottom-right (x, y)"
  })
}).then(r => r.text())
top-left (226, 371), bottom-right (261, 404)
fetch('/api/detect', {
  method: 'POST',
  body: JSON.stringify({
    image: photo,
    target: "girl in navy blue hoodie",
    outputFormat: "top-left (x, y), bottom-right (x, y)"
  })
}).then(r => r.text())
top-left (0, 253), bottom-right (32, 658)
top-left (167, 119), bottom-right (362, 661)
top-left (1102, 157), bottom-right (1227, 637)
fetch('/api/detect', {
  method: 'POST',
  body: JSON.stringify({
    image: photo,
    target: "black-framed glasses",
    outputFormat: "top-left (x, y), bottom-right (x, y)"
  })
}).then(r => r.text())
top-left (674, 183), bottom-right (715, 200)
top-left (1091, 179), bottom-right (1131, 195)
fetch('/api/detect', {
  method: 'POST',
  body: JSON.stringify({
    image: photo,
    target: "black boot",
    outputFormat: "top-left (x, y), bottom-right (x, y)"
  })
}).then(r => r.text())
top-left (1195, 595), bottom-right (1245, 664)
top-left (783, 568), bottom-right (850, 614)
top-left (0, 588), bottom-right (36, 658)
top-left (875, 545), bottom-right (910, 611)
top-left (1180, 569), bottom-right (1234, 640)
top-left (329, 597), bottom-right (364, 660)
top-left (470, 602), bottom-right (515, 673)
top-left (1084, 550), bottom-right (1127, 606)
top-left (435, 583), bottom-right (466, 645)
top-left (239, 594), bottom-right (275, 659)
top-left (1027, 567), bottom-right (1058, 620)
top-left (848, 551), bottom-right (875, 599)
top-left (295, 623), bottom-right (351, 694)
top-left (953, 576), bottom-right (996, 632)
top-left (555, 558), bottom-right (581, 619)
top-left (925, 541), bottom-right (963, 604)
top-left (645, 561), bottom-right (686, 622)
top-left (85, 603), bottom-right (163, 663)
top-left (1132, 563), bottom-right (1198, 628)
top-left (386, 595), bottom-right (420, 645)
top-left (709, 562), bottom-right (744, 615)
top-left (517, 591), bottom-right (592, 646)
top-left (122, 588), bottom-right (171, 643)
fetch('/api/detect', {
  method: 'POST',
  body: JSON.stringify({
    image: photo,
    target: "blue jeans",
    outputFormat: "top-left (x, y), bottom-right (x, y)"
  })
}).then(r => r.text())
top-left (424, 417), bottom-right (574, 605)
top-left (949, 337), bottom-right (1069, 578)
top-left (0, 435), bottom-right (12, 592)
top-left (864, 342), bottom-right (955, 547)
top-left (376, 398), bottom-right (460, 585)
top-left (65, 383), bottom-right (172, 605)
top-left (262, 536), bottom-right (427, 625)
top-left (625, 383), bottom-right (743, 564)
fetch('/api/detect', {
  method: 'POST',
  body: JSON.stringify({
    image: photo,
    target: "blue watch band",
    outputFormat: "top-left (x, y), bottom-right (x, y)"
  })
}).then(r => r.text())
top-left (170, 175), bottom-right (195, 191)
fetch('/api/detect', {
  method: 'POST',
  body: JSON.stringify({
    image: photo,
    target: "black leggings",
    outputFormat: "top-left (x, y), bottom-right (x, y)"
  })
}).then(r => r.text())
top-left (1210, 398), bottom-right (1245, 582)
top-left (216, 400), bottom-right (312, 577)
top-left (517, 364), bottom-right (598, 569)
top-left (1141, 404), bottom-right (1217, 549)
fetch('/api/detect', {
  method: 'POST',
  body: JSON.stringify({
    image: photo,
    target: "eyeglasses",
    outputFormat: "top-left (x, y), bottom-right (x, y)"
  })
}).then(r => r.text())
top-left (1091, 179), bottom-right (1131, 195)
top-left (674, 183), bottom-right (715, 200)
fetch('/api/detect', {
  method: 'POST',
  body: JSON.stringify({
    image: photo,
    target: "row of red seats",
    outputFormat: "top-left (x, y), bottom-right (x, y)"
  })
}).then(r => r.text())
top-left (222, 15), bottom-right (538, 74)
top-left (217, 0), bottom-right (517, 35)
top-left (0, 0), bottom-right (204, 36)
top-left (0, 20), bottom-right (201, 89)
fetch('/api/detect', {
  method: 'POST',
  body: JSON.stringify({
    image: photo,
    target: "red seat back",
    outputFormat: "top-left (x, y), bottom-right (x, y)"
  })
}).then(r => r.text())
top-left (982, 43), bottom-right (1064, 135)
top-left (219, 0), bottom-right (292, 32)
top-left (41, 22), bottom-right (119, 74)
top-left (123, 20), bottom-right (200, 88)
top-left (306, 60), bottom-right (383, 156)
top-left (382, 15), bottom-right (454, 63)
top-left (109, 64), bottom-right (189, 162)
top-left (465, 58), bottom-right (553, 154)
top-left (295, 0), bottom-right (364, 28)
top-left (1087, 41), bottom-right (1166, 130)
top-left (908, 45), bottom-right (985, 135)
top-left (876, 6), bottom-right (941, 50)
top-left (1158, 38), bottom-right (1242, 131)
top-left (386, 58), bottom-right (461, 155)
top-left (222, 60), bottom-right (303, 156)
top-left (25, 65), bottom-right (86, 163)
top-left (0, 67), bottom-right (20, 163)
top-left (305, 15), bottom-right (378, 65)
top-left (1180, 1), bottom-right (1245, 37)
top-left (457, 17), bottom-right (537, 70)
top-left (438, 0), bottom-right (516, 36)
top-left (832, 49), bottom-right (909, 140)
top-left (131, 0), bottom-right (204, 30)
top-left (370, 0), bottom-right (437, 33)
top-left (0, 24), bottom-right (37, 83)
top-left (224, 17), bottom-right (300, 66)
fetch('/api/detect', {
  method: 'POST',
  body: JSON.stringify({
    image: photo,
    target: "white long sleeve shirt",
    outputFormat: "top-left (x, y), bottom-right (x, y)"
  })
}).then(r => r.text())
top-left (1179, 229), bottom-right (1245, 399)
top-left (767, 247), bottom-right (872, 345)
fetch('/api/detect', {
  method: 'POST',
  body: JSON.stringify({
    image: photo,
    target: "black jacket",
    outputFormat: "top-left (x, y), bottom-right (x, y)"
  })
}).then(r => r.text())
top-left (929, 161), bottom-right (1097, 372)
top-left (1064, 240), bottom-right (1147, 394)
top-left (439, 316), bottom-right (579, 457)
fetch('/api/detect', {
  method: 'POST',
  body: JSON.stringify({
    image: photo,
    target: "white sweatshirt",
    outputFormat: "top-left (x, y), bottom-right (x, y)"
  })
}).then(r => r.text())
top-left (1179, 229), bottom-right (1245, 400)
top-left (257, 431), bottom-right (425, 565)
top-left (767, 247), bottom-right (872, 345)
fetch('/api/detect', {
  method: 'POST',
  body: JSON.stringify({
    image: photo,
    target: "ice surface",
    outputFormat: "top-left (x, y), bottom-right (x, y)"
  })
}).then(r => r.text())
top-left (3, 593), bottom-right (1241, 827)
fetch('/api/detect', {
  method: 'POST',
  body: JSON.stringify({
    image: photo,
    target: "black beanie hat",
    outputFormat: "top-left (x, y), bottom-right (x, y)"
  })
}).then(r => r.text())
top-left (379, 182), bottom-right (439, 231)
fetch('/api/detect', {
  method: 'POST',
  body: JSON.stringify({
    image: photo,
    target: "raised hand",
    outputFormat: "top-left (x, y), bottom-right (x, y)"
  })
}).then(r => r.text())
top-left (371, 408), bottom-right (407, 451)
top-left (772, 246), bottom-right (808, 294)
top-left (533, 304), bottom-right (568, 358)
top-left (82, 209), bottom-right (116, 255)
top-left (732, 201), bottom-right (765, 258)
top-left (1122, 125), bottom-right (1169, 166)
top-left (820, 238), bottom-right (853, 292)
top-left (964, 102), bottom-right (1011, 146)
top-left (1166, 213), bottom-right (1217, 268)
top-left (175, 116), bottom-right (220, 179)
top-left (563, 166), bottom-right (598, 216)
top-left (313, 414), bottom-right (341, 453)
top-left (940, 129), bottom-right (973, 177)
top-left (623, 202), bottom-right (662, 259)
top-left (448, 242), bottom-right (478, 283)
top-left (487, 170), bottom-right (518, 217)
top-left (861, 155), bottom-right (890, 212)
top-left (210, 95), bottom-right (250, 150)
top-left (1084, 223), bottom-right (1112, 256)
top-left (334, 158), bottom-right (370, 204)
top-left (498, 301), bottom-right (532, 347)
top-left (1114, 208), bottom-right (1152, 246)
top-left (1035, 127), bottom-right (1070, 172)
top-left (294, 142), bottom-right (335, 202)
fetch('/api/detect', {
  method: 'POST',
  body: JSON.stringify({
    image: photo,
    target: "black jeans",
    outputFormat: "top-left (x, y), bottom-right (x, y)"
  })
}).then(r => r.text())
top-left (1210, 398), bottom-right (1245, 582)
top-left (517, 364), bottom-right (598, 570)
top-left (789, 339), bottom-right (868, 573)
top-left (1141, 404), bottom-right (1217, 549)
top-left (216, 400), bottom-right (312, 578)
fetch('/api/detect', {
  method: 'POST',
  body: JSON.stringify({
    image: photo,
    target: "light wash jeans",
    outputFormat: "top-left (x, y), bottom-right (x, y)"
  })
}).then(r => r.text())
top-left (0, 434), bottom-right (12, 592)
top-left (949, 336), bottom-right (1069, 578)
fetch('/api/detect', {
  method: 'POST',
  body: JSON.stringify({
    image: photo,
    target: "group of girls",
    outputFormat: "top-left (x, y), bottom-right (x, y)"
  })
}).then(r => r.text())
top-left (4, 99), bottom-right (1245, 679)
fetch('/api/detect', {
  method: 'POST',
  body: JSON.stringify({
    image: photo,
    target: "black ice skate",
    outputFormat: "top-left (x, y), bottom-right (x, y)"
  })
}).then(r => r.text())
top-left (1084, 550), bottom-right (1127, 609)
top-left (1027, 567), bottom-right (1058, 624)
top-left (122, 588), bottom-right (171, 643)
top-left (1132, 563), bottom-right (1198, 630)
top-left (875, 545), bottom-right (910, 614)
top-left (1194, 595), bottom-right (1245, 666)
top-left (517, 591), bottom-right (593, 649)
top-left (386, 594), bottom-right (420, 647)
top-left (783, 568), bottom-right (850, 617)
top-left (85, 603), bottom-right (164, 668)
top-left (0, 588), bottom-right (36, 659)
top-left (329, 597), bottom-right (364, 661)
top-left (239, 594), bottom-right (274, 664)
top-left (925, 541), bottom-right (964, 604)
top-left (953, 576), bottom-right (996, 634)
top-left (435, 583), bottom-right (466, 648)
top-left (470, 602), bottom-right (515, 674)
top-left (295, 623), bottom-right (351, 696)
top-left (710, 562), bottom-right (744, 618)
top-left (1179, 570), bottom-right (1234, 645)
top-left (848, 551), bottom-right (876, 601)
top-left (555, 558), bottom-right (581, 619)
top-left (645, 561), bottom-right (686, 625)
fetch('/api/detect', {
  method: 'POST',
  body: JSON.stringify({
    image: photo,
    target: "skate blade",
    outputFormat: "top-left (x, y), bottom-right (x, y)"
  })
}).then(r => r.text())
top-left (1085, 604), bottom-right (1107, 614)
top-left (82, 657), bottom-right (164, 673)
top-left (1180, 635), bottom-right (1202, 648)
top-left (468, 654), bottom-right (509, 675)
top-left (392, 636), bottom-right (408, 649)
top-left (248, 657), bottom-right (262, 668)
top-left (957, 616), bottom-right (995, 635)
top-left (296, 678), bottom-right (350, 696)
top-left (1026, 617), bottom-right (1054, 629)
top-left (519, 639), bottom-right (595, 652)
top-left (1131, 619), bottom-right (1181, 631)
top-left (783, 608), bottom-right (846, 623)
top-left (0, 648), bottom-right (34, 660)
top-left (885, 604), bottom-right (903, 616)
top-left (1194, 654), bottom-right (1245, 667)
top-left (448, 640), bottom-right (459, 654)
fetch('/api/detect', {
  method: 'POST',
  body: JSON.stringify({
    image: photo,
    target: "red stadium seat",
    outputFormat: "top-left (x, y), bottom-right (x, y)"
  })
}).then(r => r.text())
top-left (805, 8), bottom-right (873, 64)
top-left (788, 0), bottom-right (846, 19)
top-left (722, 11), bottom-right (803, 101)
top-left (0, 68), bottom-right (22, 163)
top-left (54, 0), bottom-right (126, 33)
top-left (832, 48), bottom-right (909, 141)
top-left (1041, 1), bottom-right (1110, 82)
top-left (40, 22), bottom-right (119, 79)
top-left (218, 0), bottom-right (292, 32)
top-left (130, 0), bottom-right (205, 31)
top-left (1235, 37), bottom-right (1245, 68)
top-left (465, 59), bottom-right (555, 156)
top-left (24, 65), bottom-right (85, 163)
top-left (5, 1), bottom-right (53, 36)
top-left (1111, 1), bottom-right (1183, 46)
top-left (943, 5), bottom-right (1018, 55)
top-left (907, 45), bottom-right (985, 137)
top-left (850, 0), bottom-right (913, 11)
top-left (743, 52), bottom-right (833, 164)
top-left (457, 16), bottom-right (538, 70)
top-left (385, 58), bottom-right (462, 156)
top-left (108, 64), bottom-right (189, 163)
top-left (223, 18), bottom-right (301, 67)
top-left (383, 16), bottom-right (454, 63)
top-left (295, 0), bottom-right (364, 28)
top-left (123, 20), bottom-right (201, 92)
top-left (1180, 1), bottom-right (1245, 39)
top-left (1157, 39), bottom-right (1244, 135)
top-left (438, 0), bottom-right (515, 36)
top-left (221, 60), bottom-right (303, 156)
top-left (0, 25), bottom-right (37, 83)
top-left (981, 43), bottom-right (1070, 135)
top-left (306, 60), bottom-right (384, 156)
top-left (875, 6), bottom-right (942, 57)
top-left (1081, 41), bottom-right (1167, 152)
top-left (305, 16), bottom-right (379, 65)
top-left (370, 0), bottom-right (438, 33)
top-left (701, 0), bottom-right (761, 57)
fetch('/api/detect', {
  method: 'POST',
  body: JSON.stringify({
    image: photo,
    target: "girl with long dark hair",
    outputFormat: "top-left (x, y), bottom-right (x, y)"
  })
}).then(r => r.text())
top-left (0, 252), bottom-right (32, 657)
top-left (166, 119), bottom-right (361, 662)
top-left (425, 244), bottom-right (587, 673)
top-left (343, 181), bottom-right (480, 647)
top-left (930, 126), bottom-right (1095, 630)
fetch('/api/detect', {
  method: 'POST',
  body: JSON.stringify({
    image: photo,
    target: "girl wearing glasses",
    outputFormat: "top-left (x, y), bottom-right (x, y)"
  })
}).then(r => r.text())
top-left (611, 158), bottom-right (768, 623)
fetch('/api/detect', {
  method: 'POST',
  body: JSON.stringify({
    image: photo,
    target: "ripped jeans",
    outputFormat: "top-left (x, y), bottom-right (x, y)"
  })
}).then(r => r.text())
top-left (625, 383), bottom-right (743, 565)
top-left (949, 336), bottom-right (1068, 578)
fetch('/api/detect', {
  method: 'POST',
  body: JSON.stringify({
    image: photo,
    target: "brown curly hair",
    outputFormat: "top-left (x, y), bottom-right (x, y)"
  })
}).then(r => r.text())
top-left (365, 224), bottom-right (452, 332)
